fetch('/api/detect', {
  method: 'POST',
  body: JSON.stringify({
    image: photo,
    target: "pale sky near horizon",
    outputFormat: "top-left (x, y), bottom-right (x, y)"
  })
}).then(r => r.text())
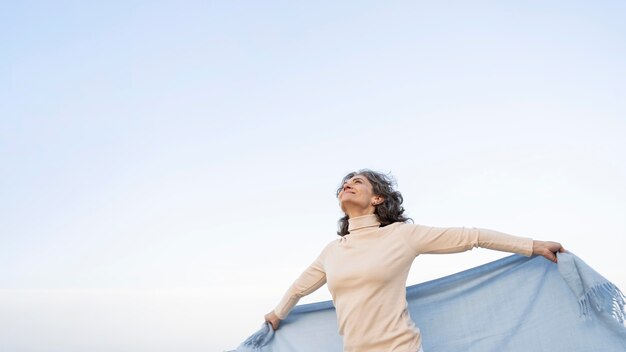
top-left (1, 1), bottom-right (625, 351)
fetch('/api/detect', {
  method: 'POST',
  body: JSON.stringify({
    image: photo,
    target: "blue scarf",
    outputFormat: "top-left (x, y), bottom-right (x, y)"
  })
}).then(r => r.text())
top-left (233, 252), bottom-right (626, 351)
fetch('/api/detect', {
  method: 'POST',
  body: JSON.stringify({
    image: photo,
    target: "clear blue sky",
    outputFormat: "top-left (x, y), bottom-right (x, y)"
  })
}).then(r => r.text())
top-left (1, 1), bottom-right (625, 351)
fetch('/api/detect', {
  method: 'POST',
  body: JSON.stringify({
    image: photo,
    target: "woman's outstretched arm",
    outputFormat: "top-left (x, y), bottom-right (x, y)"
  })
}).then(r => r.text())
top-left (402, 224), bottom-right (564, 262)
top-left (264, 242), bottom-right (332, 330)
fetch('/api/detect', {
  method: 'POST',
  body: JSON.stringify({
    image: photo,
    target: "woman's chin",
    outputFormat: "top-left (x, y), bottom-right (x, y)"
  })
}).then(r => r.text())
top-left (339, 199), bottom-right (361, 213)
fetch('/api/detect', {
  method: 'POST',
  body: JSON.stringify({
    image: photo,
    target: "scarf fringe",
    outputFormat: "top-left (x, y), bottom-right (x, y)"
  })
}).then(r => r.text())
top-left (578, 281), bottom-right (626, 326)
top-left (227, 323), bottom-right (273, 352)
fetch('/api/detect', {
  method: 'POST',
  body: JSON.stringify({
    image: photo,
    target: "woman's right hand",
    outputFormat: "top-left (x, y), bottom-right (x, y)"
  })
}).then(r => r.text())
top-left (264, 310), bottom-right (281, 330)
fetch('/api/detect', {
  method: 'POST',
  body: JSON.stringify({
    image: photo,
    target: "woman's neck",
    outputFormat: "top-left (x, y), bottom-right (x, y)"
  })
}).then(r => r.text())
top-left (343, 205), bottom-right (376, 219)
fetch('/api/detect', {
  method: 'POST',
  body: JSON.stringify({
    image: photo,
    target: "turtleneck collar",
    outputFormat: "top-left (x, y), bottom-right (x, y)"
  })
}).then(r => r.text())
top-left (347, 214), bottom-right (381, 233)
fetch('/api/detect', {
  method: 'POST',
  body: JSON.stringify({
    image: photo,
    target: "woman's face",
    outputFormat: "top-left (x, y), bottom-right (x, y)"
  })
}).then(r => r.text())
top-left (338, 174), bottom-right (382, 214)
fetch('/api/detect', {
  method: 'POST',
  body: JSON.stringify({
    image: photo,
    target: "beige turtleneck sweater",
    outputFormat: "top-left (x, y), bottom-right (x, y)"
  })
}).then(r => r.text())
top-left (273, 214), bottom-right (534, 352)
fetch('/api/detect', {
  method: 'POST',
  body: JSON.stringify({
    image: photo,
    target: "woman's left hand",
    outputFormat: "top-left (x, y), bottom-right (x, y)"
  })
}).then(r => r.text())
top-left (532, 240), bottom-right (566, 263)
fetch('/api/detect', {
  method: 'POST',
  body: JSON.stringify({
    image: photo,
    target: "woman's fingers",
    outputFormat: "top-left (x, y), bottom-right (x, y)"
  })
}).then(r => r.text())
top-left (264, 311), bottom-right (281, 330)
top-left (533, 241), bottom-right (563, 263)
top-left (539, 247), bottom-right (557, 263)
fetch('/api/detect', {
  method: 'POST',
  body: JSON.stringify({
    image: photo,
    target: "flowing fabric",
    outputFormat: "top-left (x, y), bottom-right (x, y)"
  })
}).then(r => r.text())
top-left (233, 252), bottom-right (626, 351)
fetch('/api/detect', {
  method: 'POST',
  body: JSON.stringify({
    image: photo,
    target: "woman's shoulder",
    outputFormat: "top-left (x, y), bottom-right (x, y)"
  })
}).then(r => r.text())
top-left (313, 237), bottom-right (342, 260)
top-left (386, 220), bottom-right (416, 231)
top-left (322, 237), bottom-right (343, 250)
top-left (371, 221), bottom-right (410, 239)
top-left (386, 221), bottom-right (431, 237)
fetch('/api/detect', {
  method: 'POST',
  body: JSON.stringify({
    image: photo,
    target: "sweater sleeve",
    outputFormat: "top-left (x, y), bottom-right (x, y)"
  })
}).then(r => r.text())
top-left (272, 243), bottom-right (331, 319)
top-left (403, 224), bottom-right (534, 257)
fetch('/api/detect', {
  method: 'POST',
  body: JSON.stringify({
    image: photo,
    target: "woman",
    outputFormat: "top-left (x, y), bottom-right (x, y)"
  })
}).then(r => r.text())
top-left (264, 169), bottom-right (564, 352)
